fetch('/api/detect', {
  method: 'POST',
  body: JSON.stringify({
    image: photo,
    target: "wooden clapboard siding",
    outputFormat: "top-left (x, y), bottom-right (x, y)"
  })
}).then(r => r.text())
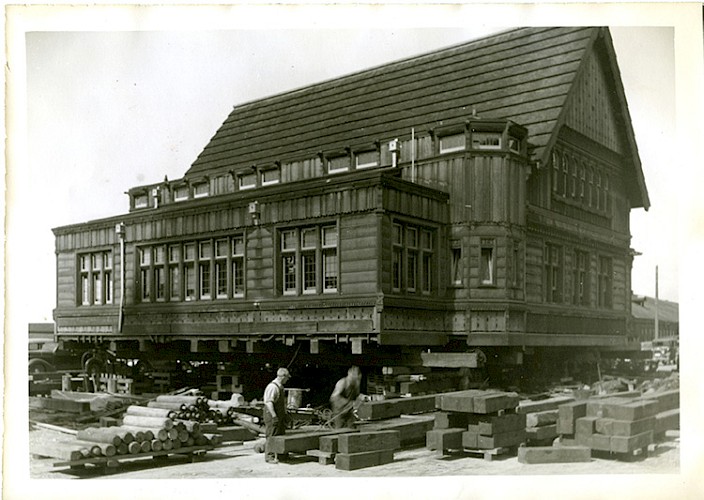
top-left (340, 214), bottom-right (379, 296)
top-left (56, 252), bottom-right (77, 307)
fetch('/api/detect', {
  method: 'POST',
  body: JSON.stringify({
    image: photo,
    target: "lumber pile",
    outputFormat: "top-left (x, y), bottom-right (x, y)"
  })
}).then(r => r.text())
top-left (556, 388), bottom-right (679, 456)
top-left (518, 395), bottom-right (573, 445)
top-left (367, 367), bottom-right (462, 397)
top-left (335, 430), bottom-right (401, 471)
top-left (357, 415), bottom-right (435, 447)
top-left (146, 394), bottom-right (257, 427)
top-left (428, 390), bottom-right (525, 460)
top-left (43, 404), bottom-right (222, 471)
top-left (356, 394), bottom-right (436, 421)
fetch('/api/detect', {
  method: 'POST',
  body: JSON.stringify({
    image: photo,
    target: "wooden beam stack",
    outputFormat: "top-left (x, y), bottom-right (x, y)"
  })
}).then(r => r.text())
top-left (335, 430), bottom-right (401, 471)
top-left (518, 396), bottom-right (574, 445)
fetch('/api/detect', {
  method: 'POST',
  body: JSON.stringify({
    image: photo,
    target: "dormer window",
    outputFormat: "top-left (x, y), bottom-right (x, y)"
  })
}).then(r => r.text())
top-left (355, 150), bottom-right (378, 169)
top-left (261, 168), bottom-right (280, 186)
top-left (472, 132), bottom-right (502, 150)
top-left (238, 172), bottom-right (257, 190)
top-left (439, 133), bottom-right (466, 154)
top-left (327, 155), bottom-right (349, 174)
top-left (173, 185), bottom-right (189, 202)
top-left (134, 193), bottom-right (148, 209)
top-left (192, 181), bottom-right (209, 198)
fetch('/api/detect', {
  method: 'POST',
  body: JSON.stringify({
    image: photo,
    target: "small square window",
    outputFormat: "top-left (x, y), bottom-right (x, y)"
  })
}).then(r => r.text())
top-left (322, 226), bottom-right (337, 247)
top-left (169, 245), bottom-right (180, 263)
top-left (134, 194), bottom-right (149, 208)
top-left (261, 168), bottom-right (280, 186)
top-left (472, 132), bottom-right (502, 150)
top-left (193, 182), bottom-right (209, 198)
top-left (174, 185), bottom-right (189, 202)
top-left (327, 156), bottom-right (349, 174)
top-left (154, 246), bottom-right (165, 264)
top-left (232, 236), bottom-right (245, 256)
top-left (282, 230), bottom-right (296, 251)
top-left (184, 243), bottom-right (195, 261)
top-left (301, 228), bottom-right (317, 249)
top-left (355, 150), bottom-right (378, 169)
top-left (215, 239), bottom-right (229, 258)
top-left (238, 172), bottom-right (257, 190)
top-left (140, 248), bottom-right (151, 266)
top-left (199, 241), bottom-right (212, 259)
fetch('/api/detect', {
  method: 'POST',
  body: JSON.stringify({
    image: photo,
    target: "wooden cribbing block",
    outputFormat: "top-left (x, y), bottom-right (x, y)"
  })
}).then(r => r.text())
top-left (268, 429), bottom-right (357, 454)
top-left (338, 431), bottom-right (400, 454)
top-left (477, 429), bottom-right (525, 449)
top-left (517, 445), bottom-right (591, 464)
top-left (590, 434), bottom-right (611, 451)
top-left (517, 396), bottom-right (574, 414)
top-left (217, 426), bottom-right (257, 442)
top-left (610, 431), bottom-right (653, 453)
top-left (595, 417), bottom-right (655, 437)
top-left (462, 430), bottom-right (479, 449)
top-left (654, 409), bottom-right (679, 434)
top-left (434, 411), bottom-right (469, 429)
top-left (319, 436), bottom-right (338, 454)
top-left (468, 412), bottom-right (526, 436)
top-left (556, 436), bottom-right (578, 447)
top-left (335, 450), bottom-right (394, 471)
top-left (359, 416), bottom-right (434, 446)
top-left (636, 389), bottom-right (679, 413)
top-left (526, 424), bottom-right (558, 441)
top-left (426, 428), bottom-right (464, 451)
top-left (557, 401), bottom-right (587, 435)
top-left (473, 392), bottom-right (520, 414)
top-left (356, 395), bottom-right (436, 420)
top-left (603, 400), bottom-right (659, 421)
top-left (435, 390), bottom-right (486, 413)
top-left (526, 410), bottom-right (559, 428)
top-left (306, 449), bottom-right (335, 465)
top-left (575, 416), bottom-right (598, 437)
top-left (575, 433), bottom-right (592, 448)
top-left (586, 398), bottom-right (632, 417)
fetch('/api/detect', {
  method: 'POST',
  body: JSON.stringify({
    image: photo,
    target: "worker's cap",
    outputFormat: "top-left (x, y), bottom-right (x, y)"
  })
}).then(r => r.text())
top-left (277, 367), bottom-right (291, 378)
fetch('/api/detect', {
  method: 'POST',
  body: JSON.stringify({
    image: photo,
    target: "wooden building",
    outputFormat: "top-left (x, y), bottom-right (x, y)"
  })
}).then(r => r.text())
top-left (53, 27), bottom-right (649, 379)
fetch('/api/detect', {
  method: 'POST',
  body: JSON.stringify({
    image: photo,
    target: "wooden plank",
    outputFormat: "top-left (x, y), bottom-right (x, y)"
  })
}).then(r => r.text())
top-left (421, 352), bottom-right (480, 368)
top-left (216, 425), bottom-right (257, 442)
top-left (305, 449), bottom-right (335, 465)
top-left (525, 424), bottom-right (558, 441)
top-left (526, 410), bottom-right (559, 428)
top-left (595, 417), bottom-right (655, 437)
top-left (29, 396), bottom-right (91, 414)
top-left (268, 428), bottom-right (357, 455)
top-left (470, 413), bottom-right (526, 436)
top-left (477, 429), bottom-right (526, 449)
top-left (517, 445), bottom-right (591, 464)
top-left (356, 395), bottom-right (436, 420)
top-left (638, 389), bottom-right (679, 413)
top-left (472, 392), bottom-right (520, 414)
top-left (335, 449), bottom-right (394, 471)
top-left (358, 416), bottom-right (435, 446)
top-left (603, 400), bottom-right (659, 421)
top-left (435, 390), bottom-right (487, 413)
top-left (518, 396), bottom-right (575, 414)
top-left (610, 430), bottom-right (653, 454)
top-left (338, 431), bottom-right (400, 454)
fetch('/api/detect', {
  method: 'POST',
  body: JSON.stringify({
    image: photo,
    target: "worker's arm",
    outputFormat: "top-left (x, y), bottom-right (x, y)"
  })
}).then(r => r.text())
top-left (263, 384), bottom-right (279, 418)
top-left (330, 379), bottom-right (348, 406)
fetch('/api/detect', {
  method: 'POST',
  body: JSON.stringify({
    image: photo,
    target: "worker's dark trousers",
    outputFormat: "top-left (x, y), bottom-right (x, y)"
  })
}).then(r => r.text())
top-left (264, 413), bottom-right (286, 460)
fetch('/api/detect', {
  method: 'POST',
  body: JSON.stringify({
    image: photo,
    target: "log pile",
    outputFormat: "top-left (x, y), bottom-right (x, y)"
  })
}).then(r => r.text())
top-left (146, 395), bottom-right (259, 426)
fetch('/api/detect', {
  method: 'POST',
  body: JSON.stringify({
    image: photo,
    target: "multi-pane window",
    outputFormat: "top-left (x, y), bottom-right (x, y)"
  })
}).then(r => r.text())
top-left (355, 150), bottom-right (378, 169)
top-left (193, 182), bottom-right (209, 198)
top-left (138, 236), bottom-right (245, 303)
top-left (573, 250), bottom-right (590, 306)
top-left (480, 239), bottom-right (495, 286)
top-left (598, 256), bottom-right (613, 308)
top-left (471, 132), bottom-right (501, 150)
top-left (551, 147), bottom-right (612, 216)
top-left (391, 221), bottom-right (434, 293)
top-left (79, 251), bottom-right (113, 306)
top-left (174, 185), bottom-right (189, 202)
top-left (544, 244), bottom-right (563, 303)
top-left (439, 133), bottom-right (466, 154)
top-left (279, 225), bottom-right (338, 295)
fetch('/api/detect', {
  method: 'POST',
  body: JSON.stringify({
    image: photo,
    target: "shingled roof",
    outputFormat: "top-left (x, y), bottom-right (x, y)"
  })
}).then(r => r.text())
top-left (187, 26), bottom-right (648, 208)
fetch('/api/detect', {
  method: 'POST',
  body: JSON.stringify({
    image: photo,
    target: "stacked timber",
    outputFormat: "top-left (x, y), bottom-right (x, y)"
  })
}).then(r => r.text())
top-left (356, 394), bottom-right (437, 421)
top-left (146, 394), bottom-right (256, 426)
top-left (518, 395), bottom-right (574, 445)
top-left (334, 430), bottom-right (401, 471)
top-left (367, 367), bottom-right (462, 397)
top-left (429, 390), bottom-right (525, 460)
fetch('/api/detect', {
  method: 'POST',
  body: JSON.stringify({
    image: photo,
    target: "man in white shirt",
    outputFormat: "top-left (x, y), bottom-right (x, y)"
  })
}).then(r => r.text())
top-left (263, 367), bottom-right (291, 463)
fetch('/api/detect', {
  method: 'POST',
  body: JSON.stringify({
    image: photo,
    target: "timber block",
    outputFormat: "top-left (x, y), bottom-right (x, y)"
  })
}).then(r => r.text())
top-left (338, 431), bottom-right (400, 454)
top-left (462, 430), bottom-right (479, 449)
top-left (517, 396), bottom-right (574, 415)
top-left (335, 450), bottom-right (394, 471)
top-left (526, 424), bottom-right (558, 442)
top-left (526, 410), bottom-right (559, 428)
top-left (358, 416), bottom-right (434, 446)
top-left (433, 411), bottom-right (469, 429)
top-left (477, 429), bottom-right (526, 449)
top-left (468, 412), bottom-right (526, 436)
top-left (557, 401), bottom-right (587, 435)
top-left (29, 396), bottom-right (91, 414)
top-left (654, 409), bottom-right (679, 435)
top-left (306, 449), bottom-right (335, 465)
top-left (517, 445), bottom-right (591, 464)
top-left (217, 425), bottom-right (257, 442)
top-left (268, 429), bottom-right (357, 454)
top-left (356, 395), bottom-right (436, 421)
top-left (575, 416), bottom-right (599, 437)
top-left (426, 428), bottom-right (464, 451)
top-left (610, 431), bottom-right (653, 454)
top-left (435, 390), bottom-right (486, 413)
top-left (586, 398), bottom-right (632, 417)
top-left (595, 417), bottom-right (655, 437)
top-left (637, 389), bottom-right (679, 413)
top-left (319, 436), bottom-right (339, 454)
top-left (472, 392), bottom-right (520, 414)
top-left (590, 433), bottom-right (611, 451)
top-left (603, 400), bottom-right (659, 421)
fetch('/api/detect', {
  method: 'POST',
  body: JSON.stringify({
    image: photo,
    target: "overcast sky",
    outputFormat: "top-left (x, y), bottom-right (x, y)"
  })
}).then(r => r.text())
top-left (6, 5), bottom-right (692, 325)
